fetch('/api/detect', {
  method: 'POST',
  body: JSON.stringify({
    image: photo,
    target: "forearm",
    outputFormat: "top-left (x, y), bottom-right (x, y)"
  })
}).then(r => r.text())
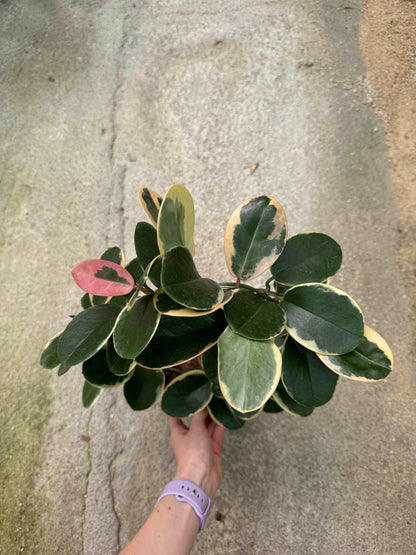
top-left (119, 412), bottom-right (225, 555)
top-left (119, 466), bottom-right (207, 555)
top-left (120, 495), bottom-right (199, 555)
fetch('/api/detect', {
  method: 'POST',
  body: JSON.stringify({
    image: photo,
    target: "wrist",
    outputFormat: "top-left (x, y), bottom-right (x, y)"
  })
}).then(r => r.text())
top-left (174, 463), bottom-right (211, 496)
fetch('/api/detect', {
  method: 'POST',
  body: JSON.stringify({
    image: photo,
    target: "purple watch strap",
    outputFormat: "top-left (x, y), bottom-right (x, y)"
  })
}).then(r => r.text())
top-left (156, 479), bottom-right (211, 531)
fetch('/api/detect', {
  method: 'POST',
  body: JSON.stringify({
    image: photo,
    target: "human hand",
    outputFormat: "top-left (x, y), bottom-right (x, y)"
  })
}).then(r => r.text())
top-left (168, 409), bottom-right (226, 498)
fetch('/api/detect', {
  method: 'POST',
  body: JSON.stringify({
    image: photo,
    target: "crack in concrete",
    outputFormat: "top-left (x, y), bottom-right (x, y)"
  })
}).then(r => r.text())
top-left (109, 12), bottom-right (128, 167)
top-left (118, 164), bottom-right (127, 247)
top-left (109, 446), bottom-right (125, 552)
top-left (106, 9), bottom-right (129, 248)
top-left (80, 408), bottom-right (93, 555)
top-left (107, 395), bottom-right (124, 552)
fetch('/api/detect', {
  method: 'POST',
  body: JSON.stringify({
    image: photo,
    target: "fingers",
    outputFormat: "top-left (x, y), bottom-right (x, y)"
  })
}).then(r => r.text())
top-left (168, 416), bottom-right (188, 436)
top-left (190, 409), bottom-right (209, 429)
top-left (212, 424), bottom-right (226, 453)
top-left (208, 419), bottom-right (216, 435)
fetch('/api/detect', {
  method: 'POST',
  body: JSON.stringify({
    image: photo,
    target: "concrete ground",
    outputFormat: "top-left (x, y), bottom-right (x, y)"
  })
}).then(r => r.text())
top-left (0, 1), bottom-right (415, 553)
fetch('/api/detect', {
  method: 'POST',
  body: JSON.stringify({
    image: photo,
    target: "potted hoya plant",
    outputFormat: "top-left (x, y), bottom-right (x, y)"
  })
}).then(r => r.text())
top-left (40, 184), bottom-right (393, 429)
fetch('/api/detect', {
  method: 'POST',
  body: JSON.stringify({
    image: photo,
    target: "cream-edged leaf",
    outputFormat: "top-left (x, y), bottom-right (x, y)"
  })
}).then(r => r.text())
top-left (317, 325), bottom-right (393, 381)
top-left (224, 196), bottom-right (287, 280)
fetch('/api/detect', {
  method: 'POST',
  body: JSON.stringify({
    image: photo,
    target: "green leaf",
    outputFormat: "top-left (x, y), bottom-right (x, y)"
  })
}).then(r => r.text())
top-left (153, 289), bottom-right (233, 317)
top-left (263, 398), bottom-right (284, 413)
top-left (113, 295), bottom-right (161, 359)
top-left (161, 246), bottom-right (223, 310)
top-left (108, 295), bottom-right (128, 308)
top-left (40, 330), bottom-right (63, 369)
top-left (134, 222), bottom-right (160, 271)
top-left (157, 183), bottom-right (195, 255)
top-left (224, 196), bottom-right (287, 280)
top-left (208, 397), bottom-right (245, 430)
top-left (58, 304), bottom-right (122, 366)
top-left (231, 405), bottom-right (263, 420)
top-left (137, 311), bottom-right (227, 369)
top-left (125, 258), bottom-right (145, 284)
top-left (274, 334), bottom-right (287, 349)
top-left (82, 381), bottom-right (103, 408)
top-left (281, 283), bottom-right (364, 355)
top-left (82, 349), bottom-right (133, 388)
top-left (138, 187), bottom-right (163, 227)
top-left (106, 336), bottom-right (135, 376)
top-left (273, 381), bottom-right (314, 417)
top-left (224, 289), bottom-right (286, 340)
top-left (147, 255), bottom-right (162, 288)
top-left (317, 325), bottom-right (393, 381)
top-left (124, 365), bottom-right (165, 410)
top-left (281, 337), bottom-right (339, 407)
top-left (81, 293), bottom-right (92, 310)
top-left (99, 246), bottom-right (125, 266)
top-left (90, 294), bottom-right (109, 306)
top-left (271, 232), bottom-right (342, 286)
top-left (161, 370), bottom-right (212, 418)
top-left (58, 364), bottom-right (71, 376)
top-left (218, 327), bottom-right (282, 412)
top-left (202, 345), bottom-right (222, 397)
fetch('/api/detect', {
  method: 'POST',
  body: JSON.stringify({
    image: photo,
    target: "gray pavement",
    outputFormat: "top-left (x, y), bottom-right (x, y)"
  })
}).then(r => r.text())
top-left (0, 1), bottom-right (414, 553)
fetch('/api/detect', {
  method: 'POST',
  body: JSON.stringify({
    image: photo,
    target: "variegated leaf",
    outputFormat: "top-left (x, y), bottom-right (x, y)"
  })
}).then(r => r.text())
top-left (161, 246), bottom-right (223, 310)
top-left (153, 289), bottom-right (233, 317)
top-left (208, 397), bottom-right (245, 430)
top-left (281, 283), bottom-right (364, 355)
top-left (82, 381), bottom-right (103, 408)
top-left (98, 246), bottom-right (125, 266)
top-left (40, 329), bottom-right (64, 369)
top-left (113, 294), bottom-right (161, 359)
top-left (273, 381), bottom-right (314, 417)
top-left (224, 288), bottom-right (286, 340)
top-left (317, 325), bottom-right (393, 381)
top-left (71, 259), bottom-right (135, 297)
top-left (136, 311), bottom-right (227, 369)
top-left (82, 349), bottom-right (134, 388)
top-left (58, 304), bottom-right (122, 366)
top-left (138, 187), bottom-right (163, 226)
top-left (124, 365), bottom-right (165, 410)
top-left (271, 232), bottom-right (342, 286)
top-left (161, 370), bottom-right (212, 418)
top-left (90, 246), bottom-right (125, 305)
top-left (218, 327), bottom-right (282, 412)
top-left (224, 196), bottom-right (287, 280)
top-left (157, 183), bottom-right (195, 255)
top-left (281, 336), bottom-right (339, 407)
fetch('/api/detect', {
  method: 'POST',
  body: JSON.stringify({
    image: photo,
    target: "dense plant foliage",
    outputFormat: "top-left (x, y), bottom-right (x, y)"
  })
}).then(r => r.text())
top-left (40, 184), bottom-right (393, 429)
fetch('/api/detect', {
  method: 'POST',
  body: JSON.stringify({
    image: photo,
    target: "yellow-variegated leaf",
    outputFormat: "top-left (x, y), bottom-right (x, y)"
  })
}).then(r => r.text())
top-left (218, 327), bottom-right (282, 412)
top-left (157, 183), bottom-right (195, 255)
top-left (153, 288), bottom-right (234, 317)
top-left (224, 196), bottom-right (287, 281)
top-left (161, 370), bottom-right (212, 418)
top-left (138, 187), bottom-right (163, 226)
top-left (281, 283), bottom-right (364, 355)
top-left (317, 325), bottom-right (393, 381)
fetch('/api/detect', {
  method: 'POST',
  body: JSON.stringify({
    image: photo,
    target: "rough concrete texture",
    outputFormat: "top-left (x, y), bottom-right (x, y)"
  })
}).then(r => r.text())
top-left (0, 0), bottom-right (414, 553)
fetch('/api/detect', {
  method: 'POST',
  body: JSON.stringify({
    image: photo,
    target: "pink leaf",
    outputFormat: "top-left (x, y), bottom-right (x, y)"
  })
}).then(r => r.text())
top-left (71, 259), bottom-right (135, 296)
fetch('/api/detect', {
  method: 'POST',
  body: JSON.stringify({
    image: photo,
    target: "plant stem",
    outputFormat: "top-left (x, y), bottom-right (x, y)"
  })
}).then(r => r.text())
top-left (265, 276), bottom-right (274, 292)
top-left (142, 284), bottom-right (155, 295)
